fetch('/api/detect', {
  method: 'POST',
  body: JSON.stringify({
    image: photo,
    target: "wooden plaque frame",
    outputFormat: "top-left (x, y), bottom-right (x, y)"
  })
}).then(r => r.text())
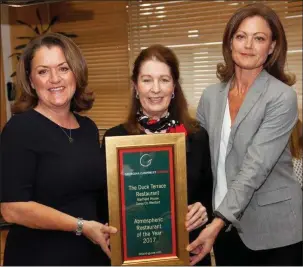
top-left (105, 133), bottom-right (189, 266)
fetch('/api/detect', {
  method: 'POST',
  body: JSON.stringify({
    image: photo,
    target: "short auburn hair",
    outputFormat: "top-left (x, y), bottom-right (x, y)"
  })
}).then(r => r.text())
top-left (12, 32), bottom-right (94, 113)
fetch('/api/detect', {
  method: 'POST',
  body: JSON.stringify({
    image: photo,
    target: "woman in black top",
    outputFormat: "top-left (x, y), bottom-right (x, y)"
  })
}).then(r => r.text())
top-left (0, 33), bottom-right (116, 266)
top-left (101, 45), bottom-right (213, 265)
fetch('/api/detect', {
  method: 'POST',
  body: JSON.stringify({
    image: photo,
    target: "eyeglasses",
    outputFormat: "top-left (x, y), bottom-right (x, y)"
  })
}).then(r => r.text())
top-left (138, 76), bottom-right (174, 90)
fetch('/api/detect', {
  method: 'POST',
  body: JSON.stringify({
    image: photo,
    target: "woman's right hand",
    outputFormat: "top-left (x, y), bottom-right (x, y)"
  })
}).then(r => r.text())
top-left (186, 202), bottom-right (208, 232)
top-left (82, 220), bottom-right (117, 258)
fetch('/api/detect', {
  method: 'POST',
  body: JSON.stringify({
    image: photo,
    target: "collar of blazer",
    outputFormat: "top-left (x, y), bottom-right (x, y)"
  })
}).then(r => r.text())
top-left (219, 69), bottom-right (269, 92)
top-left (214, 69), bottom-right (270, 161)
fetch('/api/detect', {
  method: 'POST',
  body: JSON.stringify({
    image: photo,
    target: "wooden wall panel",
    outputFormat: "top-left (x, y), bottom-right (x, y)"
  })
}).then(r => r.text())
top-left (0, 230), bottom-right (8, 266)
top-left (0, 24), bottom-right (7, 131)
top-left (8, 2), bottom-right (130, 131)
top-left (8, 4), bottom-right (49, 99)
top-left (50, 1), bottom-right (130, 130)
top-left (6, 1), bottom-right (302, 124)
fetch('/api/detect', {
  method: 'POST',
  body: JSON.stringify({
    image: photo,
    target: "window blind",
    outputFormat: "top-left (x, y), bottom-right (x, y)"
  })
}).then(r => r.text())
top-left (7, 0), bottom-right (302, 135)
top-left (50, 1), bottom-right (130, 132)
top-left (128, 0), bottom-right (302, 116)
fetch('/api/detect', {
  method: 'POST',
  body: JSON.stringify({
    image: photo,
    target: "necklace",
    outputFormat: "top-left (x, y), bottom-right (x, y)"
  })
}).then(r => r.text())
top-left (35, 107), bottom-right (74, 144)
top-left (59, 126), bottom-right (73, 143)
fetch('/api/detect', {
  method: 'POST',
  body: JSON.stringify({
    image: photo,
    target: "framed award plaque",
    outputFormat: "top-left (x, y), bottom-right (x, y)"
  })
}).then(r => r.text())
top-left (105, 133), bottom-right (189, 266)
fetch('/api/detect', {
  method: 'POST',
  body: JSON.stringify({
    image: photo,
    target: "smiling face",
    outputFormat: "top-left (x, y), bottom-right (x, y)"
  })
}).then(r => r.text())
top-left (30, 45), bottom-right (76, 111)
top-left (231, 15), bottom-right (276, 71)
top-left (136, 59), bottom-right (174, 119)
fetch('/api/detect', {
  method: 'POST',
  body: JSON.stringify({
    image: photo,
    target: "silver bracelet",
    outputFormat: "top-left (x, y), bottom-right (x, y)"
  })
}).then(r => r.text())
top-left (75, 217), bottom-right (84, 236)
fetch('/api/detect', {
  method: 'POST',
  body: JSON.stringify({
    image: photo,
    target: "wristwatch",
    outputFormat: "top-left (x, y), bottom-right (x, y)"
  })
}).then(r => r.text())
top-left (75, 217), bottom-right (84, 236)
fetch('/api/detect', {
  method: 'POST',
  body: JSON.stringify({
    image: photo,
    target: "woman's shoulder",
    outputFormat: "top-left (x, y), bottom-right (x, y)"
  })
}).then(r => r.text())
top-left (186, 126), bottom-right (210, 158)
top-left (204, 82), bottom-right (225, 91)
top-left (263, 73), bottom-right (298, 107)
top-left (1, 110), bottom-right (39, 143)
top-left (2, 109), bottom-right (36, 133)
top-left (188, 125), bottom-right (209, 142)
top-left (74, 113), bottom-right (98, 130)
top-left (104, 124), bottom-right (129, 137)
top-left (266, 72), bottom-right (296, 94)
top-left (203, 82), bottom-right (226, 99)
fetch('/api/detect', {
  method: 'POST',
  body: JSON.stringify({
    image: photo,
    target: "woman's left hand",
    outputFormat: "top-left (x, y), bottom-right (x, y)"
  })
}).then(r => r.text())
top-left (185, 202), bottom-right (208, 232)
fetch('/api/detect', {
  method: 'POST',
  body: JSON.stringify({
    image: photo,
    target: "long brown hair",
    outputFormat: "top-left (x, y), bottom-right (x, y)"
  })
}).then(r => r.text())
top-left (217, 3), bottom-right (295, 86)
top-left (124, 44), bottom-right (199, 135)
top-left (12, 32), bottom-right (94, 113)
top-left (290, 119), bottom-right (303, 159)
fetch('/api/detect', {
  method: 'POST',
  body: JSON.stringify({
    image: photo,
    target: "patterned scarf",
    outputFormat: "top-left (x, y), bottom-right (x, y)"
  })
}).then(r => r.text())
top-left (137, 111), bottom-right (179, 133)
top-left (136, 110), bottom-right (180, 133)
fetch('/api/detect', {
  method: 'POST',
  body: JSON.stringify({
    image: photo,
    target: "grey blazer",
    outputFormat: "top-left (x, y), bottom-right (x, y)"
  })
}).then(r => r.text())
top-left (197, 70), bottom-right (302, 250)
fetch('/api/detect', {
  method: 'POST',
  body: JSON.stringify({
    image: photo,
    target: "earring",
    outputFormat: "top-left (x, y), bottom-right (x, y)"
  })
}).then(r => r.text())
top-left (171, 92), bottom-right (175, 99)
top-left (136, 92), bottom-right (139, 99)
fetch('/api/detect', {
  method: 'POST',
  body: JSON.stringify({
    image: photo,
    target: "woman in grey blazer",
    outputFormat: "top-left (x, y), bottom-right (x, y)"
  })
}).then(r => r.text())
top-left (187, 3), bottom-right (302, 266)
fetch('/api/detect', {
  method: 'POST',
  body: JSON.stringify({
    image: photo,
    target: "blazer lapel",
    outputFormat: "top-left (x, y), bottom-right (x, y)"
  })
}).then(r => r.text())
top-left (226, 70), bottom-right (269, 156)
top-left (213, 80), bottom-right (231, 172)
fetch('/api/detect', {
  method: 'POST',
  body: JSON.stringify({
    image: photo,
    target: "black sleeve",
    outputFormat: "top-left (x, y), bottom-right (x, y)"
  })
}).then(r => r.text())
top-left (1, 117), bottom-right (37, 202)
top-left (187, 127), bottom-right (213, 217)
top-left (96, 135), bottom-right (109, 223)
top-left (82, 115), bottom-right (100, 147)
top-left (187, 127), bottom-right (213, 242)
top-left (199, 129), bottom-right (213, 218)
